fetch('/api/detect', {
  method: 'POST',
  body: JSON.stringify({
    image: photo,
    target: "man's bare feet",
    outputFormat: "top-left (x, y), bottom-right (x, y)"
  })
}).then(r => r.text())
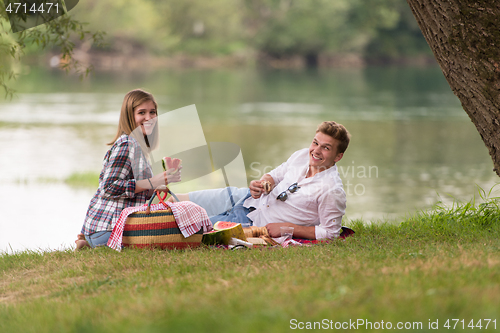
top-left (168, 193), bottom-right (189, 202)
top-left (75, 233), bottom-right (90, 251)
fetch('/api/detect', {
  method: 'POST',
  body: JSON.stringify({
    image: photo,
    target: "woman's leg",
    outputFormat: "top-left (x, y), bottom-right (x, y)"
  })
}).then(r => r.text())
top-left (84, 231), bottom-right (112, 248)
top-left (75, 233), bottom-right (90, 250)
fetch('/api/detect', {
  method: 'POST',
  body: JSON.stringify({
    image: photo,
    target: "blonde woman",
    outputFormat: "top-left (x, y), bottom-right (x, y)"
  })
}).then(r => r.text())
top-left (76, 89), bottom-right (181, 249)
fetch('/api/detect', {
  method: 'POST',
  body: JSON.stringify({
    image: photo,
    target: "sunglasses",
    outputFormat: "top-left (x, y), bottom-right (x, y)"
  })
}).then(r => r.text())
top-left (276, 182), bottom-right (300, 202)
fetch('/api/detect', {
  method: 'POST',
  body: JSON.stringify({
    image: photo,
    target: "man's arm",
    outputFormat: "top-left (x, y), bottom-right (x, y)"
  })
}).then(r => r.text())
top-left (266, 222), bottom-right (316, 240)
top-left (253, 150), bottom-right (302, 199)
top-left (265, 186), bottom-right (346, 240)
top-left (314, 187), bottom-right (346, 239)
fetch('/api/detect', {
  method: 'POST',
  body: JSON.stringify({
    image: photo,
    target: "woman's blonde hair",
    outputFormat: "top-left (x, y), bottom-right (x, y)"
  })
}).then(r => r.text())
top-left (108, 89), bottom-right (159, 148)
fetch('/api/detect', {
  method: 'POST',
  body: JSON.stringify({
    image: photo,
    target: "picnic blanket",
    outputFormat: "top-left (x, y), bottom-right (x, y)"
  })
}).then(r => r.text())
top-left (228, 226), bottom-right (355, 249)
top-left (107, 201), bottom-right (212, 251)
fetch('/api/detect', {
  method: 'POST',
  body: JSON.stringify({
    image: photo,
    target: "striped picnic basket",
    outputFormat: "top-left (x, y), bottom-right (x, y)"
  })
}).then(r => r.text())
top-left (122, 190), bottom-right (203, 250)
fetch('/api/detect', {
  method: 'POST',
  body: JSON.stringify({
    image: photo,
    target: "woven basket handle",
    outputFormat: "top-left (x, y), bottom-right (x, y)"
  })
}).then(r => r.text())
top-left (145, 188), bottom-right (180, 215)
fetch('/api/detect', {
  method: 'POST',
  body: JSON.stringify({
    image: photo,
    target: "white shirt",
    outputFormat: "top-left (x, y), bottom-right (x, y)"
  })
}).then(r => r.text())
top-left (244, 148), bottom-right (346, 239)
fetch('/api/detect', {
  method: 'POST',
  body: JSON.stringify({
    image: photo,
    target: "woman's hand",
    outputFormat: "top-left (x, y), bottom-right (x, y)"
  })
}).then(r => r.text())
top-left (136, 167), bottom-right (182, 193)
top-left (148, 166), bottom-right (182, 189)
top-left (164, 166), bottom-right (182, 185)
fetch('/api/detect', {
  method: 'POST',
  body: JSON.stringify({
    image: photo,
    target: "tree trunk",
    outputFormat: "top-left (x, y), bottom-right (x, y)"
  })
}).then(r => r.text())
top-left (406, 0), bottom-right (500, 176)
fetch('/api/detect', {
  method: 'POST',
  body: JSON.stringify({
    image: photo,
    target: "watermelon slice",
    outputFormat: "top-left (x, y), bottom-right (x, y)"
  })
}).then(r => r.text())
top-left (214, 221), bottom-right (241, 231)
top-left (202, 221), bottom-right (247, 245)
top-left (162, 157), bottom-right (182, 173)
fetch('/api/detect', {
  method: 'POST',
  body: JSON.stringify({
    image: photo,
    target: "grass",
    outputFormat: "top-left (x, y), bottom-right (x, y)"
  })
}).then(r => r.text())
top-left (64, 172), bottom-right (100, 188)
top-left (1, 189), bottom-right (500, 332)
top-left (31, 172), bottom-right (100, 188)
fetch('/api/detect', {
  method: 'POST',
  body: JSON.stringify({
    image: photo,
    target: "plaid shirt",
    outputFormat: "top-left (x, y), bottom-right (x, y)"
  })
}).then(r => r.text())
top-left (82, 134), bottom-right (153, 235)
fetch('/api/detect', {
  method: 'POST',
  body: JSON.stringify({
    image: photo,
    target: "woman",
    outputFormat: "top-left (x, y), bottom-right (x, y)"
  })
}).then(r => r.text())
top-left (75, 89), bottom-right (181, 249)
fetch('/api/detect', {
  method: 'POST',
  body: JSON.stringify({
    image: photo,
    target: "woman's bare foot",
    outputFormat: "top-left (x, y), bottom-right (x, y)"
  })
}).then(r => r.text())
top-left (75, 233), bottom-right (90, 251)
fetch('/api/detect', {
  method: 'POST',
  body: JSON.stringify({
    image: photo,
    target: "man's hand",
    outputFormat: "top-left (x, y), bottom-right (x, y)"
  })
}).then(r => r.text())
top-left (249, 180), bottom-right (265, 198)
top-left (249, 174), bottom-right (275, 199)
top-left (266, 222), bottom-right (286, 237)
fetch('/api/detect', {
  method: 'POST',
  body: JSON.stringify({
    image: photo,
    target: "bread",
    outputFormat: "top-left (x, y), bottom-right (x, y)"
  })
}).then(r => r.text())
top-left (261, 180), bottom-right (272, 194)
top-left (243, 226), bottom-right (269, 237)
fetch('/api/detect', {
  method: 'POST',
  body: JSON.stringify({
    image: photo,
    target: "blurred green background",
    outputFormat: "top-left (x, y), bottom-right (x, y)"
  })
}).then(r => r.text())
top-left (10, 0), bottom-right (432, 67)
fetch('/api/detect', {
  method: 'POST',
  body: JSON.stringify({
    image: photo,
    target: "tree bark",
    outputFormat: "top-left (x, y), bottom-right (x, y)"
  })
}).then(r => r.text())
top-left (406, 0), bottom-right (500, 176)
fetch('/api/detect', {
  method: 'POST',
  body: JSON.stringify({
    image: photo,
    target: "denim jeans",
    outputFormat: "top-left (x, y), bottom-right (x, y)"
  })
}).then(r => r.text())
top-left (84, 231), bottom-right (111, 248)
top-left (189, 187), bottom-right (254, 226)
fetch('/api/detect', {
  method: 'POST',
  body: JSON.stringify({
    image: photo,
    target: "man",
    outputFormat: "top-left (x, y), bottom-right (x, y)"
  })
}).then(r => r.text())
top-left (182, 121), bottom-right (350, 240)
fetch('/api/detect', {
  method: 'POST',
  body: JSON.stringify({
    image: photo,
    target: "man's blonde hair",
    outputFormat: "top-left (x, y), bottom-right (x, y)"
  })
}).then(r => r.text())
top-left (316, 121), bottom-right (350, 154)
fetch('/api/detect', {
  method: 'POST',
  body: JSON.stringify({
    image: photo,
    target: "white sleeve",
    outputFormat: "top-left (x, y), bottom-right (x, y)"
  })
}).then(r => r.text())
top-left (315, 187), bottom-right (346, 240)
top-left (268, 161), bottom-right (288, 185)
top-left (268, 149), bottom-right (304, 185)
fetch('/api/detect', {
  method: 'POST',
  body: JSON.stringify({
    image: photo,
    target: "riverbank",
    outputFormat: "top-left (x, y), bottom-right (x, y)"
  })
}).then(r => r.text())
top-left (24, 48), bottom-right (437, 73)
top-left (1, 194), bottom-right (499, 332)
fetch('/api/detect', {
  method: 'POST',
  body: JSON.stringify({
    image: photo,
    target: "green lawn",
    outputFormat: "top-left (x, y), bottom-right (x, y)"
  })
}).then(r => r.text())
top-left (1, 191), bottom-right (499, 332)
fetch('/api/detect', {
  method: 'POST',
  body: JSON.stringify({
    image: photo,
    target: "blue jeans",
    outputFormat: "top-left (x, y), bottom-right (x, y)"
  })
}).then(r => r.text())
top-left (84, 231), bottom-right (111, 248)
top-left (189, 187), bottom-right (254, 226)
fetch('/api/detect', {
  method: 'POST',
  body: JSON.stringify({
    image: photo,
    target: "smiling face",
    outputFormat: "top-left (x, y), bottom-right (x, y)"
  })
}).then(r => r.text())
top-left (134, 100), bottom-right (157, 136)
top-left (308, 132), bottom-right (344, 174)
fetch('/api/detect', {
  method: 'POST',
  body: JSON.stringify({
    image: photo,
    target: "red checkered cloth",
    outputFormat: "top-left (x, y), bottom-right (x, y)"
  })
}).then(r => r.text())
top-left (107, 201), bottom-right (212, 251)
